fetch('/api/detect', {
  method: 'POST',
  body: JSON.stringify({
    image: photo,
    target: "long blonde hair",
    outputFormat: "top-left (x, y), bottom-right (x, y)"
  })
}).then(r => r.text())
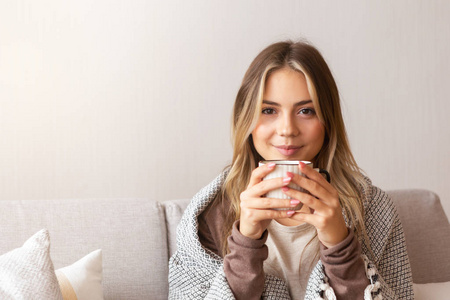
top-left (219, 40), bottom-right (370, 256)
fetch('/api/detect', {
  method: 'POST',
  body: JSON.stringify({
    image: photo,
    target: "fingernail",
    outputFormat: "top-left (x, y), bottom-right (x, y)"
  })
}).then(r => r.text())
top-left (299, 161), bottom-right (306, 168)
top-left (282, 187), bottom-right (289, 192)
top-left (290, 199), bottom-right (300, 206)
top-left (267, 163), bottom-right (276, 169)
top-left (286, 171), bottom-right (294, 178)
top-left (282, 177), bottom-right (291, 184)
top-left (286, 211), bottom-right (295, 216)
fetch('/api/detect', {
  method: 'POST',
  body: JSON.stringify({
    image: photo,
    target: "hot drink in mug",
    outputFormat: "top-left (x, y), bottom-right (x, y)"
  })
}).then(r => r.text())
top-left (258, 160), bottom-right (330, 211)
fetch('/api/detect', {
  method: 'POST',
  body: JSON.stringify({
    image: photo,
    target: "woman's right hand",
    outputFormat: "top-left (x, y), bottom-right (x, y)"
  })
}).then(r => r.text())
top-left (239, 162), bottom-right (299, 239)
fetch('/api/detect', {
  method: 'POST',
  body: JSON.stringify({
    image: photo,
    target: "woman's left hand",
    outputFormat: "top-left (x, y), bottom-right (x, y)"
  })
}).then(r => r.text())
top-left (282, 162), bottom-right (348, 248)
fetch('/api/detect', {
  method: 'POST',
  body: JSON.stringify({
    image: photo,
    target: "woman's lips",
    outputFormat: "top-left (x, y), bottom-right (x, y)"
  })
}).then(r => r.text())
top-left (274, 145), bottom-right (302, 156)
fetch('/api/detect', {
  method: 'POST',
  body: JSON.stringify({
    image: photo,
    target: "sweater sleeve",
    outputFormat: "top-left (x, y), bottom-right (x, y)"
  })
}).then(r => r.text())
top-left (223, 220), bottom-right (268, 300)
top-left (198, 200), bottom-right (268, 299)
top-left (198, 200), bottom-right (269, 300)
top-left (198, 200), bottom-right (222, 257)
top-left (320, 228), bottom-right (369, 299)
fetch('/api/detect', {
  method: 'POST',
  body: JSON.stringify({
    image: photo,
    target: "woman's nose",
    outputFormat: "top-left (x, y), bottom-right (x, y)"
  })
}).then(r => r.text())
top-left (277, 114), bottom-right (300, 137)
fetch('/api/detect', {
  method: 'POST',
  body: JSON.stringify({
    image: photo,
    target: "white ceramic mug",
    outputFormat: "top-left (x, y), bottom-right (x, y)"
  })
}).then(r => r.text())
top-left (258, 160), bottom-right (330, 210)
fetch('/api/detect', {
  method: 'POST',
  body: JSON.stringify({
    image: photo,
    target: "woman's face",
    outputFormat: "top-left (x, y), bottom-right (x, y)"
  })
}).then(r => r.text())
top-left (251, 68), bottom-right (325, 162)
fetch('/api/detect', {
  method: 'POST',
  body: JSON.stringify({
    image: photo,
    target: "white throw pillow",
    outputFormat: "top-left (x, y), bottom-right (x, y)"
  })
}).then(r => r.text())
top-left (413, 282), bottom-right (450, 300)
top-left (56, 249), bottom-right (103, 300)
top-left (0, 229), bottom-right (63, 300)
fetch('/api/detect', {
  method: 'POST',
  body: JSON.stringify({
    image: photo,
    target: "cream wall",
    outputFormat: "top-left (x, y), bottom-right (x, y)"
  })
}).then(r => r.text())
top-left (1, 1), bottom-right (449, 216)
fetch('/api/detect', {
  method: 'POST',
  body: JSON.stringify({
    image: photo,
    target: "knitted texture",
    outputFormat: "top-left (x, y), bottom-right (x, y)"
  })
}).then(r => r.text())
top-left (0, 229), bottom-right (63, 300)
top-left (169, 172), bottom-right (414, 299)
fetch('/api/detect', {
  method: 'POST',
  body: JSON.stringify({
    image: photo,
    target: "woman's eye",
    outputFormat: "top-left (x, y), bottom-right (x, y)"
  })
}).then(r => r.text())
top-left (262, 108), bottom-right (276, 115)
top-left (299, 108), bottom-right (315, 115)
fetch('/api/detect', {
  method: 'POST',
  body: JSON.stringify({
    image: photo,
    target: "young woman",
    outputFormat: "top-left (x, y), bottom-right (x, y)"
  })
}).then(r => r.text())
top-left (169, 41), bottom-right (413, 300)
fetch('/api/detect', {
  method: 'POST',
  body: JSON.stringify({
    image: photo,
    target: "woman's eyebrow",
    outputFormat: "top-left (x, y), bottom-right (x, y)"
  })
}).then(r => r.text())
top-left (262, 100), bottom-right (312, 106)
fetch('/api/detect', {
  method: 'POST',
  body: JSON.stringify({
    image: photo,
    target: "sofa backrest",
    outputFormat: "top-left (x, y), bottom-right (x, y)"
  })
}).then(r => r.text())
top-left (389, 189), bottom-right (450, 283)
top-left (1, 189), bottom-right (448, 300)
top-left (162, 198), bottom-right (190, 258)
top-left (0, 198), bottom-right (170, 300)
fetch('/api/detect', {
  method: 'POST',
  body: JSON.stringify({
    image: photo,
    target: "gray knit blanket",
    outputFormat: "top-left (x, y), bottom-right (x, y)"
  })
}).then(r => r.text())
top-left (168, 171), bottom-right (413, 299)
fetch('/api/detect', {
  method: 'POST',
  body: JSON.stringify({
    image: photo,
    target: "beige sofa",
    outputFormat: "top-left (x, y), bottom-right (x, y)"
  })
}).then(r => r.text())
top-left (0, 189), bottom-right (449, 299)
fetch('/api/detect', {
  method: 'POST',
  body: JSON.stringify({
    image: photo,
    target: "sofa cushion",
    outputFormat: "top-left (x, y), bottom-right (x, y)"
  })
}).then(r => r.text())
top-left (162, 199), bottom-right (190, 258)
top-left (413, 281), bottom-right (450, 300)
top-left (56, 249), bottom-right (103, 300)
top-left (0, 229), bottom-right (63, 299)
top-left (389, 189), bottom-right (450, 283)
top-left (0, 198), bottom-right (169, 300)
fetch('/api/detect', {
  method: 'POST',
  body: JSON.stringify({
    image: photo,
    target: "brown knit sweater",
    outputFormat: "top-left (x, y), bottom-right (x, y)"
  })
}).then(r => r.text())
top-left (198, 196), bottom-right (369, 300)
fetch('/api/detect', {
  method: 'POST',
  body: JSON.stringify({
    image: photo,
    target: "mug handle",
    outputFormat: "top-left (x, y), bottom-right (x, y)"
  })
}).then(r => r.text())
top-left (314, 168), bottom-right (331, 183)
